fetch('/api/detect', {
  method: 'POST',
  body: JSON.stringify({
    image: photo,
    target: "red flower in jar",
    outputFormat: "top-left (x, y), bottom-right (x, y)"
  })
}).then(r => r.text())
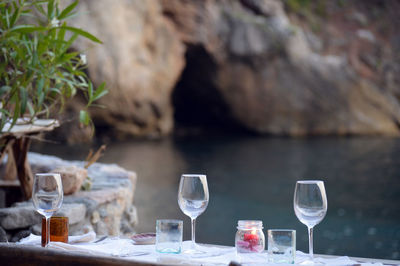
top-left (244, 232), bottom-right (259, 246)
top-left (238, 232), bottom-right (262, 252)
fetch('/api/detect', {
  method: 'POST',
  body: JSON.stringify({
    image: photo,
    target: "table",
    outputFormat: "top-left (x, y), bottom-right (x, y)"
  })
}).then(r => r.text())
top-left (0, 243), bottom-right (155, 266)
top-left (1, 241), bottom-right (399, 266)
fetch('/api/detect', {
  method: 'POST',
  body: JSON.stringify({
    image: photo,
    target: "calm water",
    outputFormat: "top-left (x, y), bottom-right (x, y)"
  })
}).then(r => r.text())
top-left (32, 135), bottom-right (400, 260)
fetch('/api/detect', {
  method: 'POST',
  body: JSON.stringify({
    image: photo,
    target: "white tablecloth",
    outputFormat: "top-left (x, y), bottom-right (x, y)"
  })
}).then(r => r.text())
top-left (18, 234), bottom-right (387, 266)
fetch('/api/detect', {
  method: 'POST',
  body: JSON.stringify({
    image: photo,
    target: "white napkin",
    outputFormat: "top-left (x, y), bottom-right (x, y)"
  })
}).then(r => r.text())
top-left (48, 237), bottom-right (152, 257)
top-left (17, 231), bottom-right (96, 246)
top-left (183, 242), bottom-right (235, 258)
top-left (16, 236), bottom-right (389, 266)
top-left (154, 241), bottom-right (235, 265)
top-left (313, 256), bottom-right (384, 266)
top-left (51, 239), bottom-right (233, 259)
top-left (296, 251), bottom-right (385, 266)
top-left (207, 250), bottom-right (387, 266)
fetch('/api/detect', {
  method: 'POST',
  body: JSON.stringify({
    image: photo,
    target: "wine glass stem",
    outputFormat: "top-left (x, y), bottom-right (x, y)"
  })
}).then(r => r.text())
top-left (308, 226), bottom-right (314, 260)
top-left (191, 218), bottom-right (196, 249)
top-left (45, 217), bottom-right (50, 248)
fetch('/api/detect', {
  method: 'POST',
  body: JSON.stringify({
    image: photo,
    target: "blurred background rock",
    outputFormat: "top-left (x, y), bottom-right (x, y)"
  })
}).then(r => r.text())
top-left (43, 0), bottom-right (400, 143)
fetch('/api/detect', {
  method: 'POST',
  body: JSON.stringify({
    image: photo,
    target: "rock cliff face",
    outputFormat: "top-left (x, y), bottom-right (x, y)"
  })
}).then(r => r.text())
top-left (164, 0), bottom-right (400, 136)
top-left (68, 0), bottom-right (185, 138)
top-left (64, 0), bottom-right (400, 139)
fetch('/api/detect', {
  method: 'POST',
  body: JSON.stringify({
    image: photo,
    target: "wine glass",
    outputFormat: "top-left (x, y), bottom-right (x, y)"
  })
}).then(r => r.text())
top-left (178, 174), bottom-right (209, 253)
top-left (294, 180), bottom-right (327, 263)
top-left (32, 173), bottom-right (63, 247)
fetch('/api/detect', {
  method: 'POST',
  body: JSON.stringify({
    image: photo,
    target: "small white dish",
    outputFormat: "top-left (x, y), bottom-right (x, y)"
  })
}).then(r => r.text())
top-left (131, 233), bottom-right (156, 245)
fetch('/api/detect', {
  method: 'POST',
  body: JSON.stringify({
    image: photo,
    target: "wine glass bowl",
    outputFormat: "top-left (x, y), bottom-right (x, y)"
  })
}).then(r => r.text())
top-left (294, 181), bottom-right (327, 227)
top-left (294, 180), bottom-right (327, 262)
top-left (32, 173), bottom-right (63, 247)
top-left (178, 174), bottom-right (209, 252)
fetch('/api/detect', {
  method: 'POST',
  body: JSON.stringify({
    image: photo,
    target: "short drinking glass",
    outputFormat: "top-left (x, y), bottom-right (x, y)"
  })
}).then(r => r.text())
top-left (156, 219), bottom-right (183, 254)
top-left (268, 229), bottom-right (296, 264)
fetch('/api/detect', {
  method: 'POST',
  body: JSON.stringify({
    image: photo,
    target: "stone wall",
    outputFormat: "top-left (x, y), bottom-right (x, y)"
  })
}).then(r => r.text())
top-left (0, 153), bottom-right (137, 242)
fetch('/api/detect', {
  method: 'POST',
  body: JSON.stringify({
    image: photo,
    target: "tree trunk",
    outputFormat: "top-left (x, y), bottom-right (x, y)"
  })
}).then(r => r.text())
top-left (4, 139), bottom-right (17, 181)
top-left (11, 137), bottom-right (33, 200)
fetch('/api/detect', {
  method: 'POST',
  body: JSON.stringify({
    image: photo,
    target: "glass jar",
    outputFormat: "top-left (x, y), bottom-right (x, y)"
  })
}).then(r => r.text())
top-left (235, 220), bottom-right (265, 253)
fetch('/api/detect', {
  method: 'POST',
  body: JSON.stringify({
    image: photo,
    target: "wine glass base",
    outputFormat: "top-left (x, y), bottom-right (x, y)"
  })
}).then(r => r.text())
top-left (299, 260), bottom-right (314, 265)
top-left (182, 243), bottom-right (207, 255)
top-left (299, 259), bottom-right (324, 265)
top-left (182, 249), bottom-right (206, 255)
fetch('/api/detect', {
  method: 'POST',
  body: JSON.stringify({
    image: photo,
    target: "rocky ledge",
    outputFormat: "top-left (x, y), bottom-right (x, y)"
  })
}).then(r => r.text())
top-left (0, 153), bottom-right (137, 242)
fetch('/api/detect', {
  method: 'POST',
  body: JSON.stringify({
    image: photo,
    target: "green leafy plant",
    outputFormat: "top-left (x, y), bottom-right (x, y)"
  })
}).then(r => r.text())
top-left (0, 0), bottom-right (108, 133)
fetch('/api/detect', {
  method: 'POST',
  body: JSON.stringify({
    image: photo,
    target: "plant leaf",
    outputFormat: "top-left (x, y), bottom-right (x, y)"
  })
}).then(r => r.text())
top-left (0, 109), bottom-right (8, 132)
top-left (87, 81), bottom-right (93, 99)
top-left (10, 3), bottom-right (21, 27)
top-left (79, 109), bottom-right (90, 126)
top-left (5, 8), bottom-right (10, 28)
top-left (92, 82), bottom-right (108, 102)
top-left (10, 25), bottom-right (46, 33)
top-left (58, 26), bottom-right (102, 43)
top-left (11, 95), bottom-right (20, 130)
top-left (57, 21), bottom-right (66, 41)
top-left (47, 0), bottom-right (55, 20)
top-left (34, 2), bottom-right (46, 16)
top-left (58, 0), bottom-right (79, 20)
top-left (19, 86), bottom-right (27, 114)
top-left (27, 101), bottom-right (34, 116)
top-left (0, 86), bottom-right (11, 96)
top-left (49, 87), bottom-right (61, 95)
top-left (38, 90), bottom-right (44, 107)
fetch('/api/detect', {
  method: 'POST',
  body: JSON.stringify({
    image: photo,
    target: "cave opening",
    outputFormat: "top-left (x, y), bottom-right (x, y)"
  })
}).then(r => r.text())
top-left (172, 45), bottom-right (246, 136)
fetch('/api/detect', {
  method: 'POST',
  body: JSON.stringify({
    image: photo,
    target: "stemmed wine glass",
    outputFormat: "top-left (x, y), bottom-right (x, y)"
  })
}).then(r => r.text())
top-left (32, 173), bottom-right (64, 247)
top-left (294, 180), bottom-right (327, 263)
top-left (178, 174), bottom-right (209, 253)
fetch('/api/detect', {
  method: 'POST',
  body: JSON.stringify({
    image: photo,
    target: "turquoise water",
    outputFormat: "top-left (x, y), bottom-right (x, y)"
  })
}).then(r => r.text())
top-left (32, 135), bottom-right (400, 260)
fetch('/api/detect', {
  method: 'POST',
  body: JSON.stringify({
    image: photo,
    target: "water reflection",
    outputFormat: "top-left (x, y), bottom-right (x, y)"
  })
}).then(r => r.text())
top-left (32, 136), bottom-right (400, 260)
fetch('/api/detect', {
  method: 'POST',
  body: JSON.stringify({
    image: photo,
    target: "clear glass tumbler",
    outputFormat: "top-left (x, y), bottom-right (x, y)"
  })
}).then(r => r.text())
top-left (268, 229), bottom-right (296, 264)
top-left (156, 219), bottom-right (183, 254)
